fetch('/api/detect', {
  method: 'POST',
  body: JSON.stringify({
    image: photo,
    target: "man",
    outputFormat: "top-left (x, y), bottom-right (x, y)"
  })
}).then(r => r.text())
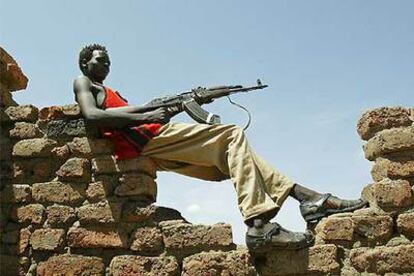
top-left (73, 44), bottom-right (367, 253)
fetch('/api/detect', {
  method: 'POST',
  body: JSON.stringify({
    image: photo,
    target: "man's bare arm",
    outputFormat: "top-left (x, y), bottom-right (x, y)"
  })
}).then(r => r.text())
top-left (73, 77), bottom-right (170, 127)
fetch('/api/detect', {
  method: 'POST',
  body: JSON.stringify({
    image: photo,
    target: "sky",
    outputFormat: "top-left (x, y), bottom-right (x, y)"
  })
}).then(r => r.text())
top-left (1, 0), bottom-right (413, 244)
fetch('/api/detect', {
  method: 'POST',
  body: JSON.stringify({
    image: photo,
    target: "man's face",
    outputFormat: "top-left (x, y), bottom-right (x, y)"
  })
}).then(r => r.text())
top-left (84, 50), bottom-right (111, 81)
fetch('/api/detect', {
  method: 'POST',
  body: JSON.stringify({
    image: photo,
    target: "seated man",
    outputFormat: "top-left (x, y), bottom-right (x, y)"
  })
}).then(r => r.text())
top-left (73, 44), bottom-right (367, 253)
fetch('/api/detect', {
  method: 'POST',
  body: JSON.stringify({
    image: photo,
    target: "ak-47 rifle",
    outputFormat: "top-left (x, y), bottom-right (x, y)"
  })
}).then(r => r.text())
top-left (143, 79), bottom-right (268, 125)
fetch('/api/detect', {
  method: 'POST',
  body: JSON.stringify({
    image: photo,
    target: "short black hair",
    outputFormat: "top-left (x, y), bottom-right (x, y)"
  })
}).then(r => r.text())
top-left (78, 44), bottom-right (108, 75)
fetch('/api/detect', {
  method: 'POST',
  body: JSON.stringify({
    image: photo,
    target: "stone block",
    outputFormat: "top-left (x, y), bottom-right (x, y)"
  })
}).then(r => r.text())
top-left (110, 255), bottom-right (179, 276)
top-left (30, 228), bottom-right (65, 251)
top-left (397, 212), bottom-right (414, 239)
top-left (357, 107), bottom-right (412, 140)
top-left (67, 137), bottom-right (114, 158)
top-left (37, 255), bottom-right (104, 276)
top-left (161, 221), bottom-right (234, 258)
top-left (4, 105), bottom-right (38, 122)
top-left (67, 226), bottom-right (128, 248)
top-left (115, 173), bottom-right (157, 199)
top-left (9, 122), bottom-right (42, 139)
top-left (352, 215), bottom-right (393, 243)
top-left (182, 249), bottom-right (256, 276)
top-left (364, 126), bottom-right (414, 161)
top-left (86, 181), bottom-right (112, 202)
top-left (46, 205), bottom-right (76, 226)
top-left (0, 184), bottom-right (31, 203)
top-left (12, 159), bottom-right (53, 183)
top-left (350, 245), bottom-right (414, 274)
top-left (46, 119), bottom-right (87, 138)
top-left (372, 157), bottom-right (414, 182)
top-left (13, 138), bottom-right (57, 158)
top-left (91, 155), bottom-right (118, 175)
top-left (32, 181), bottom-right (86, 205)
top-left (56, 157), bottom-right (91, 182)
top-left (117, 156), bottom-right (157, 177)
top-left (122, 203), bottom-right (184, 223)
top-left (38, 104), bottom-right (81, 121)
top-left (51, 144), bottom-right (70, 159)
top-left (258, 244), bottom-right (340, 275)
top-left (130, 227), bottom-right (164, 253)
top-left (315, 217), bottom-right (354, 241)
top-left (77, 200), bottom-right (122, 224)
top-left (11, 204), bottom-right (44, 224)
top-left (361, 179), bottom-right (413, 209)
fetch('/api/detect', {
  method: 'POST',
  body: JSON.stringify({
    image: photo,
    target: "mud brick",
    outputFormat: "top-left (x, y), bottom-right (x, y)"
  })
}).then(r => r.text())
top-left (182, 248), bottom-right (256, 276)
top-left (315, 217), bottom-right (354, 241)
top-left (56, 157), bottom-right (91, 182)
top-left (67, 136), bottom-right (114, 158)
top-left (30, 228), bottom-right (65, 251)
top-left (115, 173), bottom-right (157, 199)
top-left (364, 126), bottom-right (414, 161)
top-left (46, 119), bottom-right (87, 138)
top-left (361, 179), bottom-right (413, 209)
top-left (86, 181), bottom-right (112, 202)
top-left (91, 155), bottom-right (118, 175)
top-left (350, 245), bottom-right (414, 274)
top-left (37, 255), bottom-right (104, 276)
top-left (11, 204), bottom-right (44, 224)
top-left (12, 138), bottom-right (57, 157)
top-left (372, 157), bottom-right (414, 182)
top-left (110, 255), bottom-right (179, 276)
top-left (352, 215), bottom-right (393, 243)
top-left (4, 105), bottom-right (38, 122)
top-left (32, 181), bottom-right (86, 205)
top-left (130, 227), bottom-right (164, 253)
top-left (46, 205), bottom-right (76, 226)
top-left (39, 104), bottom-right (81, 121)
top-left (9, 122), bottom-right (43, 139)
top-left (258, 244), bottom-right (340, 275)
top-left (0, 184), bottom-right (31, 203)
top-left (67, 226), bottom-right (128, 248)
top-left (397, 212), bottom-right (414, 239)
top-left (357, 107), bottom-right (412, 141)
top-left (77, 200), bottom-right (122, 224)
top-left (117, 156), bottom-right (157, 178)
top-left (161, 221), bottom-right (234, 258)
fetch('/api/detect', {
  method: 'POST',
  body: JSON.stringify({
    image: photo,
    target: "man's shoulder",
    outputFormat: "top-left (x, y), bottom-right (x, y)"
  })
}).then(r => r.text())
top-left (74, 75), bottom-right (92, 87)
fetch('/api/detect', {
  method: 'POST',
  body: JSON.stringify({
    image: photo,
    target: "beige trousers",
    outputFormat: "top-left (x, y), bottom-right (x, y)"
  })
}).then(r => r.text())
top-left (142, 122), bottom-right (295, 221)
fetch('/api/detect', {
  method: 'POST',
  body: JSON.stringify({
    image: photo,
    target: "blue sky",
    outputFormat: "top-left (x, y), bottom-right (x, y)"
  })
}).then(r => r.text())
top-left (2, 0), bottom-right (414, 244)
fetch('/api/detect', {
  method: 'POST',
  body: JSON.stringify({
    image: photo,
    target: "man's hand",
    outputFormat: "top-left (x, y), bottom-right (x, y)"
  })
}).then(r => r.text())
top-left (142, 107), bottom-right (172, 124)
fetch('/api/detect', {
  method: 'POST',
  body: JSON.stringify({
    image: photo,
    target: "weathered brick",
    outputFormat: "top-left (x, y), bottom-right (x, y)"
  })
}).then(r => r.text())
top-left (117, 156), bottom-right (157, 177)
top-left (77, 200), bottom-right (122, 224)
top-left (91, 155), bottom-right (118, 175)
top-left (397, 212), bottom-right (414, 239)
top-left (4, 105), bottom-right (38, 122)
top-left (37, 255), bottom-right (104, 276)
top-left (67, 226), bottom-right (128, 248)
top-left (11, 204), bottom-right (44, 224)
top-left (46, 119), bottom-right (87, 138)
top-left (110, 255), bottom-right (179, 276)
top-left (115, 173), bottom-right (157, 199)
top-left (352, 215), bottom-right (393, 243)
top-left (39, 104), bottom-right (81, 121)
top-left (357, 107), bottom-right (412, 141)
top-left (9, 122), bottom-right (42, 139)
top-left (86, 181), bottom-right (112, 202)
top-left (0, 184), bottom-right (31, 203)
top-left (364, 126), bottom-right (414, 161)
top-left (350, 245), bottom-right (414, 274)
top-left (46, 205), bottom-right (76, 226)
top-left (161, 221), bottom-right (234, 258)
top-left (372, 157), bottom-right (414, 181)
top-left (32, 181), bottom-right (86, 205)
top-left (315, 217), bottom-right (354, 241)
top-left (51, 144), bottom-right (70, 159)
top-left (130, 227), bottom-right (164, 253)
top-left (67, 137), bottom-right (114, 158)
top-left (30, 228), bottom-right (65, 251)
top-left (361, 179), bottom-right (413, 209)
top-left (258, 244), bottom-right (340, 275)
top-left (122, 204), bottom-right (184, 223)
top-left (13, 138), bottom-right (57, 157)
top-left (56, 157), bottom-right (91, 182)
top-left (182, 248), bottom-right (256, 276)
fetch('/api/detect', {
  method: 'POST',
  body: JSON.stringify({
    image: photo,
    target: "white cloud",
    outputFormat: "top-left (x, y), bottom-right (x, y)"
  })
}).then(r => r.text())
top-left (186, 204), bottom-right (201, 213)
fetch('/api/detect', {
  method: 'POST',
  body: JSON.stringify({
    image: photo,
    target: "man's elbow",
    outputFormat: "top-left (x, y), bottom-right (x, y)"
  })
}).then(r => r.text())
top-left (82, 109), bottom-right (104, 123)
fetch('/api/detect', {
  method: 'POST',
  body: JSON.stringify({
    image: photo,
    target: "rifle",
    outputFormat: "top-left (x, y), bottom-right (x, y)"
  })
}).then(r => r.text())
top-left (143, 79), bottom-right (268, 125)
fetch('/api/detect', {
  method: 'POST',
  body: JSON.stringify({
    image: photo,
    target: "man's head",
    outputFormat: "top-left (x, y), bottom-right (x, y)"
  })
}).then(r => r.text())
top-left (79, 44), bottom-right (110, 82)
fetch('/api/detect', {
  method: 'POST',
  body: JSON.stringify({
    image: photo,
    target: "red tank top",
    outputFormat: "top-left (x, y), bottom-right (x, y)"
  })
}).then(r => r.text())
top-left (100, 86), bottom-right (162, 160)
